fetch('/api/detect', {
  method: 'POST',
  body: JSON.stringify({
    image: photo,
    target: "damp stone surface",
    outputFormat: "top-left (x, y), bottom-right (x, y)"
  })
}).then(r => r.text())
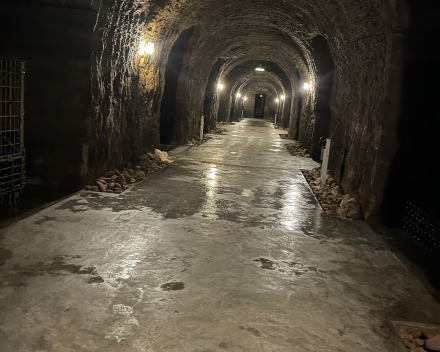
top-left (0, 119), bottom-right (439, 351)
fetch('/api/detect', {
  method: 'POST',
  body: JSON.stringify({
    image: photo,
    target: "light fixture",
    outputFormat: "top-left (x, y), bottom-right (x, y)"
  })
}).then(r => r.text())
top-left (255, 67), bottom-right (265, 72)
top-left (139, 41), bottom-right (155, 65)
top-left (244, 97), bottom-right (248, 101)
top-left (218, 83), bottom-right (224, 90)
top-left (236, 93), bottom-right (241, 98)
top-left (281, 95), bottom-right (285, 100)
top-left (139, 41), bottom-right (146, 55)
top-left (276, 98), bottom-right (280, 103)
top-left (303, 82), bottom-right (310, 90)
top-left (146, 42), bottom-right (155, 55)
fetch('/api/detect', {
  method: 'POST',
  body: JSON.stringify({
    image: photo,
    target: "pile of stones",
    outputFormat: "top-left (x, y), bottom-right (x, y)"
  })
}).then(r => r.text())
top-left (84, 149), bottom-right (173, 194)
top-left (186, 135), bottom-right (212, 146)
top-left (303, 167), bottom-right (363, 221)
top-left (286, 143), bottom-right (311, 158)
top-left (393, 321), bottom-right (440, 352)
top-left (213, 127), bottom-right (227, 134)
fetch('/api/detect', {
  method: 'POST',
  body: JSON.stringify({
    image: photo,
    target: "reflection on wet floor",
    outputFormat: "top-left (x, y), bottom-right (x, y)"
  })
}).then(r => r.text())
top-left (1, 119), bottom-right (440, 352)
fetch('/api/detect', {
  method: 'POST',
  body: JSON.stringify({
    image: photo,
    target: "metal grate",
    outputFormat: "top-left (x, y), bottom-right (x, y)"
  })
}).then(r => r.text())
top-left (0, 57), bottom-right (26, 204)
top-left (404, 201), bottom-right (440, 252)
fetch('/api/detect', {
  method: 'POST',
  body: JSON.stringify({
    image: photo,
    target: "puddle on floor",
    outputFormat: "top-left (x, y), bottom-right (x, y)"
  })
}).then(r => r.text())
top-left (160, 282), bottom-right (185, 291)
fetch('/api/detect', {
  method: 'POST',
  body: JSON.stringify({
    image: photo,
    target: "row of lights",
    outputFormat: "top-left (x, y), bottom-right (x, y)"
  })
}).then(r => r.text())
top-left (218, 82), bottom-right (311, 94)
top-left (138, 47), bottom-right (313, 96)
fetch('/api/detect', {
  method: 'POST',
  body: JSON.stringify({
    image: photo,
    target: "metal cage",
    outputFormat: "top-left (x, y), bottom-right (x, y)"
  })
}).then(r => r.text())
top-left (0, 57), bottom-right (26, 204)
top-left (404, 201), bottom-right (440, 252)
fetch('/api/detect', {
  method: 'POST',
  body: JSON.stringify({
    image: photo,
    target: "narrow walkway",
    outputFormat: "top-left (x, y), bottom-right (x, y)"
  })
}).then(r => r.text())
top-left (0, 119), bottom-right (439, 352)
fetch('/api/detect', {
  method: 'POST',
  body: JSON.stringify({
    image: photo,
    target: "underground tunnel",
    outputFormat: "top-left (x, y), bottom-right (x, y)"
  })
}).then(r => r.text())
top-left (1, 0), bottom-right (440, 351)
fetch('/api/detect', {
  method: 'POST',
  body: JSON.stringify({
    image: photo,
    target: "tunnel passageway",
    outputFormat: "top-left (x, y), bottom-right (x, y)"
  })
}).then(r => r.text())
top-left (1, 119), bottom-right (439, 351)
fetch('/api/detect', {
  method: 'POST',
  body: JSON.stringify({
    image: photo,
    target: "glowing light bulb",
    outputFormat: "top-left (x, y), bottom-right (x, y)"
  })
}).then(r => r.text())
top-left (303, 82), bottom-right (310, 90)
top-left (146, 42), bottom-right (155, 55)
top-left (139, 41), bottom-right (146, 55)
top-left (281, 95), bottom-right (285, 100)
top-left (276, 99), bottom-right (279, 103)
top-left (140, 41), bottom-right (155, 56)
top-left (255, 67), bottom-right (265, 72)
top-left (236, 93), bottom-right (241, 98)
top-left (218, 83), bottom-right (224, 90)
top-left (244, 97), bottom-right (248, 101)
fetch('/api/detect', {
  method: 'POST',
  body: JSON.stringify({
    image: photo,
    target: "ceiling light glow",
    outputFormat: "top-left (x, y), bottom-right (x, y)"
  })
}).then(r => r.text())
top-left (303, 82), bottom-right (310, 90)
top-left (255, 67), bottom-right (265, 72)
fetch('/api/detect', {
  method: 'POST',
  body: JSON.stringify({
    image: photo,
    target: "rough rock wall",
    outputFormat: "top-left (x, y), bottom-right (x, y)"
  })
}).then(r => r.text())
top-left (88, 0), bottom-right (165, 182)
top-left (325, 6), bottom-right (395, 221)
top-left (288, 70), bottom-right (304, 140)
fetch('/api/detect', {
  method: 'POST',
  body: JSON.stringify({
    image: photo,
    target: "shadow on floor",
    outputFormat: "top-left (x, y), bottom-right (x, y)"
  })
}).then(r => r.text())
top-left (371, 223), bottom-right (440, 302)
top-left (0, 184), bottom-right (73, 229)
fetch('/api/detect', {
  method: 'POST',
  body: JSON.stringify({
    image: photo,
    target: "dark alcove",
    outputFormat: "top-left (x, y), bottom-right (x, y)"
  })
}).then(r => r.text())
top-left (160, 27), bottom-right (194, 145)
top-left (382, 0), bottom-right (440, 242)
top-left (254, 94), bottom-right (266, 118)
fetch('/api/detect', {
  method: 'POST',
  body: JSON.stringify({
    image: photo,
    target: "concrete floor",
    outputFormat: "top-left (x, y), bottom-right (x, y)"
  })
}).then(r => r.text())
top-left (1, 118), bottom-right (440, 352)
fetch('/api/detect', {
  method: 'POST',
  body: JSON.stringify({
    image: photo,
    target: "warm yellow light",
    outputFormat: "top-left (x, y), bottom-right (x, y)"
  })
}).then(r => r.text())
top-left (281, 95), bottom-right (285, 100)
top-left (139, 41), bottom-right (146, 55)
top-left (236, 93), bottom-right (241, 98)
top-left (218, 83), bottom-right (224, 90)
top-left (140, 41), bottom-right (155, 56)
top-left (146, 42), bottom-right (155, 55)
top-left (244, 97), bottom-right (248, 101)
top-left (276, 98), bottom-right (280, 103)
top-left (303, 82), bottom-right (310, 90)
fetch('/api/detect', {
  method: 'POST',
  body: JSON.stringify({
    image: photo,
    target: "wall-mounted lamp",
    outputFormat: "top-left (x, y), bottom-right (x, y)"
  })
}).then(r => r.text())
top-left (255, 67), bottom-right (265, 72)
top-left (276, 98), bottom-right (280, 103)
top-left (218, 83), bottom-right (224, 91)
top-left (146, 42), bottom-right (155, 55)
top-left (236, 93), bottom-right (241, 98)
top-left (139, 41), bottom-right (155, 66)
top-left (244, 97), bottom-right (248, 101)
top-left (281, 95), bottom-right (285, 100)
top-left (303, 82), bottom-right (310, 91)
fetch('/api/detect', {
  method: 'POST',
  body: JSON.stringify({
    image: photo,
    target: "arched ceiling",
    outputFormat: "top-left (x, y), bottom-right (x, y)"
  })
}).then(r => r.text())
top-left (147, 0), bottom-right (392, 81)
top-left (222, 60), bottom-right (290, 99)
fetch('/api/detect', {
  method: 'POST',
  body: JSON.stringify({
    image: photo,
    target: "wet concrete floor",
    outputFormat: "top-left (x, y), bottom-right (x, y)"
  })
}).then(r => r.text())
top-left (1, 118), bottom-right (440, 351)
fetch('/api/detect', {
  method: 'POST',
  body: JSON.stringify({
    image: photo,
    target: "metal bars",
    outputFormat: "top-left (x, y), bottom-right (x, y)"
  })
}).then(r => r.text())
top-left (404, 201), bottom-right (440, 252)
top-left (0, 57), bottom-right (26, 204)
